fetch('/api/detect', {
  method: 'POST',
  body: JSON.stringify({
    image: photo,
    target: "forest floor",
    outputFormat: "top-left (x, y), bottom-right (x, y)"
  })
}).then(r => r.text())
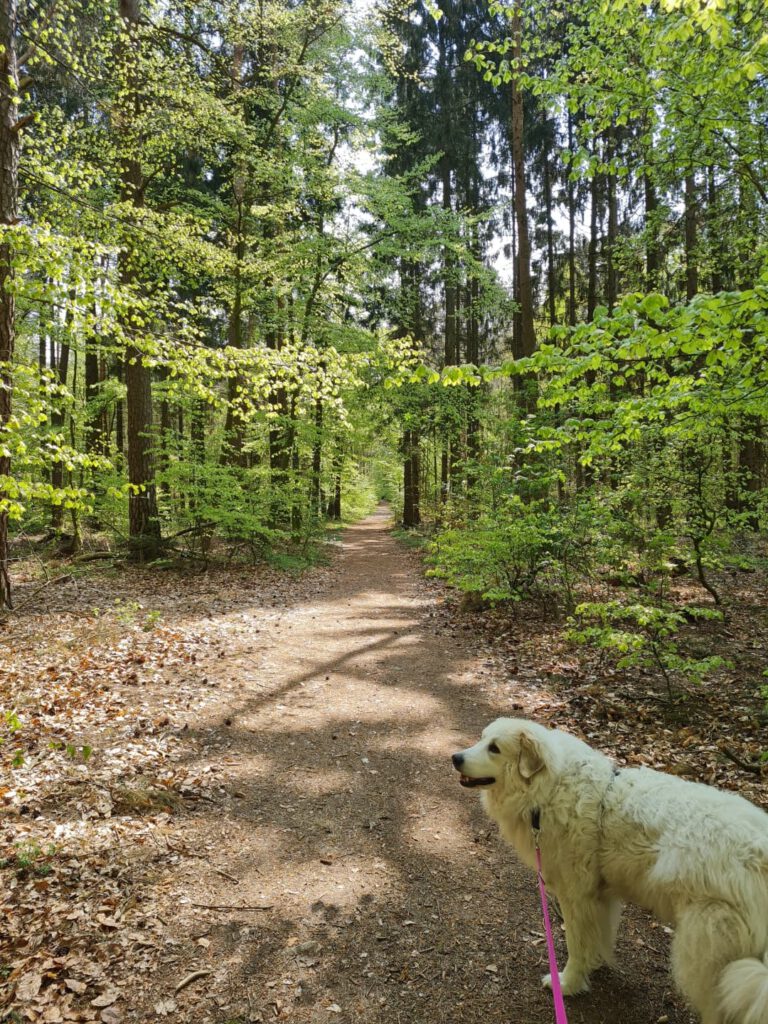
top-left (2, 505), bottom-right (767, 1024)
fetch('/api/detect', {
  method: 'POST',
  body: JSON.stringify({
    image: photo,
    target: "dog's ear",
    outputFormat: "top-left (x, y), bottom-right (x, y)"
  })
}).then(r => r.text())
top-left (517, 732), bottom-right (545, 781)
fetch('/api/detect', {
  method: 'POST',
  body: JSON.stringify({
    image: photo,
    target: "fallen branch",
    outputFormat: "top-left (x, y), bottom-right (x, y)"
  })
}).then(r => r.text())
top-left (719, 746), bottom-right (763, 775)
top-left (191, 902), bottom-right (274, 911)
top-left (0, 573), bottom-right (74, 620)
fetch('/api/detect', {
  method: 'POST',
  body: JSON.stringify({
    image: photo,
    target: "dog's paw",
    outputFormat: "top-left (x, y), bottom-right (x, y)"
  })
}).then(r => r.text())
top-left (541, 971), bottom-right (590, 996)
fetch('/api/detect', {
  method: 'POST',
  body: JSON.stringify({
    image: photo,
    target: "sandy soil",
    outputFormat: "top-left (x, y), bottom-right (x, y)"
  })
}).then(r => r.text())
top-left (2, 506), bottom-right (697, 1024)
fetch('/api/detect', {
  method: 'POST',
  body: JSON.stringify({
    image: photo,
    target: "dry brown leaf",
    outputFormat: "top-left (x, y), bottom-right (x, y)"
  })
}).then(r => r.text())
top-left (15, 971), bottom-right (43, 1001)
top-left (90, 990), bottom-right (119, 1008)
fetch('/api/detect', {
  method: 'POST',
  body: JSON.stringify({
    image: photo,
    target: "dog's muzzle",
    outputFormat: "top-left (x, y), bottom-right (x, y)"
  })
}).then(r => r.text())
top-left (452, 752), bottom-right (495, 788)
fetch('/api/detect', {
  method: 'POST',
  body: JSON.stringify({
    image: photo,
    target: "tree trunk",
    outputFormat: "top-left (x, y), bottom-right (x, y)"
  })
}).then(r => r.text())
top-left (543, 139), bottom-right (556, 326)
top-left (267, 293), bottom-right (293, 525)
top-left (402, 429), bottom-right (420, 528)
top-left (119, 0), bottom-right (161, 560)
top-left (328, 450), bottom-right (342, 521)
top-left (221, 42), bottom-right (247, 466)
top-left (567, 114), bottom-right (577, 326)
top-left (510, 2), bottom-right (535, 359)
top-left (310, 398), bottom-right (323, 520)
top-left (190, 399), bottom-right (206, 516)
top-left (50, 338), bottom-right (71, 529)
top-left (114, 357), bottom-right (125, 456)
top-left (587, 169), bottom-right (600, 321)
top-left (707, 166), bottom-right (723, 293)
top-left (0, 0), bottom-right (20, 608)
top-left (84, 344), bottom-right (102, 454)
top-left (606, 129), bottom-right (618, 313)
top-left (442, 158), bottom-right (457, 367)
top-left (644, 171), bottom-right (660, 291)
top-left (685, 171), bottom-right (698, 300)
top-left (158, 363), bottom-right (171, 497)
top-left (466, 253), bottom-right (480, 489)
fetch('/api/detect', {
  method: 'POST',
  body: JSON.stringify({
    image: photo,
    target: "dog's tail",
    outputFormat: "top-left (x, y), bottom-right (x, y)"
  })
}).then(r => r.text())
top-left (717, 954), bottom-right (768, 1024)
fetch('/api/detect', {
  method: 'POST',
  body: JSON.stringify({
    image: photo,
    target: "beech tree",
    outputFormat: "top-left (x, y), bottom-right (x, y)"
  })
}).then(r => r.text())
top-left (0, 0), bottom-right (764, 607)
top-left (0, 0), bottom-right (21, 606)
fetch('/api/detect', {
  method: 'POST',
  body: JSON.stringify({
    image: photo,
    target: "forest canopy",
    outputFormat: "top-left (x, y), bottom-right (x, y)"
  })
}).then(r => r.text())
top-left (1, 0), bottom-right (766, 613)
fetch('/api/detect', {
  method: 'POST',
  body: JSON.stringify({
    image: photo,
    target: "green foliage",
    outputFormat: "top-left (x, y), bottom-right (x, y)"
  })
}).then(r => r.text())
top-left (3, 0), bottom-right (766, 620)
top-left (1, 711), bottom-right (24, 770)
top-left (428, 497), bottom-right (564, 604)
top-left (392, 526), bottom-right (430, 549)
top-left (112, 599), bottom-right (161, 632)
top-left (48, 740), bottom-right (94, 763)
top-left (2, 710), bottom-right (22, 736)
top-left (567, 601), bottom-right (730, 697)
top-left (0, 840), bottom-right (57, 880)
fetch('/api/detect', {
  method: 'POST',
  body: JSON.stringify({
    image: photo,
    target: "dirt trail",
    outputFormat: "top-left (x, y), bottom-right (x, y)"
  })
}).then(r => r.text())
top-left (1, 504), bottom-right (701, 1024)
top-left (122, 505), bottom-right (691, 1024)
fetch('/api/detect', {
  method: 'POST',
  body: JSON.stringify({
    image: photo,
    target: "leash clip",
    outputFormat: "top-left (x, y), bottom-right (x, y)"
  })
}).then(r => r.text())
top-left (531, 807), bottom-right (541, 848)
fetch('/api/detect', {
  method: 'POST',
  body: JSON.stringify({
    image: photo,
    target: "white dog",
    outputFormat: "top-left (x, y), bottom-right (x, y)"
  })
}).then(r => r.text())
top-left (452, 718), bottom-right (768, 1024)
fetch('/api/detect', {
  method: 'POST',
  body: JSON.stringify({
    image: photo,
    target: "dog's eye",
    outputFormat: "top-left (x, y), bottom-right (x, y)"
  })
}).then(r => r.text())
top-left (488, 741), bottom-right (500, 754)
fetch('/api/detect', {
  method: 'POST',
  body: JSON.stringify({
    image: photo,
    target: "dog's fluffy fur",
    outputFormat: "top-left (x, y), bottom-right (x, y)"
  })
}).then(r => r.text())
top-left (453, 718), bottom-right (768, 1024)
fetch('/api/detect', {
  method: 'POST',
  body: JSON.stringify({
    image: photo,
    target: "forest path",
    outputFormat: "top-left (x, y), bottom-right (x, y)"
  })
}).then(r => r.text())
top-left (139, 504), bottom-right (693, 1024)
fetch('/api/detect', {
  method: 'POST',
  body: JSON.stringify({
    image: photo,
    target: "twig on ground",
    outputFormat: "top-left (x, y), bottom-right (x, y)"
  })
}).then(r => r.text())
top-left (191, 902), bottom-right (274, 911)
top-left (175, 969), bottom-right (212, 994)
top-left (212, 867), bottom-right (240, 883)
top-left (719, 746), bottom-right (763, 775)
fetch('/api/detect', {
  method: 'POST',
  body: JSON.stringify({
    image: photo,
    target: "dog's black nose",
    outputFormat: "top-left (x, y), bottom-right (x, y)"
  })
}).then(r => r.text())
top-left (452, 752), bottom-right (464, 769)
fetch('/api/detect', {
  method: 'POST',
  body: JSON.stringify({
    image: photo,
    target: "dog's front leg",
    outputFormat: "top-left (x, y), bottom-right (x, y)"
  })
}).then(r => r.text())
top-left (542, 894), bottom-right (618, 995)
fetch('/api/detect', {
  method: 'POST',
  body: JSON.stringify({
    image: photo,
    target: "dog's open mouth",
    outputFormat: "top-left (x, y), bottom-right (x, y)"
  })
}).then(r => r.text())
top-left (459, 774), bottom-right (495, 788)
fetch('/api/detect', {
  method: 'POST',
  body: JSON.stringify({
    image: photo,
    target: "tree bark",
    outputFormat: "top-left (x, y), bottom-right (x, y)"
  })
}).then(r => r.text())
top-left (310, 398), bottom-right (323, 520)
top-left (442, 158), bottom-right (457, 368)
top-left (402, 429), bottom-right (420, 528)
top-left (567, 114), bottom-right (577, 326)
top-left (221, 42), bottom-right (247, 466)
top-left (0, 0), bottom-right (20, 607)
top-left (685, 171), bottom-right (698, 300)
top-left (84, 344), bottom-right (102, 453)
top-left (50, 337), bottom-right (71, 529)
top-left (542, 137), bottom-right (556, 326)
top-left (707, 166), bottom-right (722, 293)
top-left (606, 129), bottom-right (618, 313)
top-left (466, 239), bottom-right (480, 489)
top-left (114, 356), bottom-right (125, 456)
top-left (327, 450), bottom-right (342, 521)
top-left (587, 169), bottom-right (600, 321)
top-left (118, 0), bottom-right (161, 560)
top-left (509, 1), bottom-right (535, 359)
top-left (644, 171), bottom-right (660, 291)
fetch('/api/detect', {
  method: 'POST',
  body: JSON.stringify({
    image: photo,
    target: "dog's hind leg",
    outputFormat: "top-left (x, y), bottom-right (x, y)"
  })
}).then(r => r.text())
top-left (542, 894), bottom-right (620, 995)
top-left (672, 901), bottom-right (758, 1024)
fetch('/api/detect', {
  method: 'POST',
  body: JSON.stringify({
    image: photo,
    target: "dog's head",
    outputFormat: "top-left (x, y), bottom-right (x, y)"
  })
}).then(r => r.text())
top-left (451, 718), bottom-right (550, 795)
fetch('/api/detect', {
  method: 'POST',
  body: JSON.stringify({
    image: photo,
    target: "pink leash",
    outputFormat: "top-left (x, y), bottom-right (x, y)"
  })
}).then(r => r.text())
top-left (533, 815), bottom-right (569, 1024)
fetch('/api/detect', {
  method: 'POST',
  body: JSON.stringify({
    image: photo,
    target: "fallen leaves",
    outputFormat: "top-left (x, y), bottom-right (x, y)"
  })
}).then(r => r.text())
top-left (15, 971), bottom-right (42, 1001)
top-left (2, 530), bottom-right (764, 1024)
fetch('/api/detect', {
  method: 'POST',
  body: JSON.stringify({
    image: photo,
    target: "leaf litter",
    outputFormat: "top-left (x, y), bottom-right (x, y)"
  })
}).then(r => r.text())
top-left (1, 518), bottom-right (764, 1023)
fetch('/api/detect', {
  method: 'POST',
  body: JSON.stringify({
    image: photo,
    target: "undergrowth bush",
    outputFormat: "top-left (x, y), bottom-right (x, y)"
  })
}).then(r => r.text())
top-left (567, 600), bottom-right (730, 697)
top-left (428, 498), bottom-right (565, 604)
top-left (428, 496), bottom-right (614, 608)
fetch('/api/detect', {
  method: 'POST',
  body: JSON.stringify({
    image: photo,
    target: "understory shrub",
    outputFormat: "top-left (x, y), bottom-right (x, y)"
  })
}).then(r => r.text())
top-left (428, 498), bottom-right (568, 604)
top-left (567, 601), bottom-right (730, 697)
top-left (427, 495), bottom-right (617, 608)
